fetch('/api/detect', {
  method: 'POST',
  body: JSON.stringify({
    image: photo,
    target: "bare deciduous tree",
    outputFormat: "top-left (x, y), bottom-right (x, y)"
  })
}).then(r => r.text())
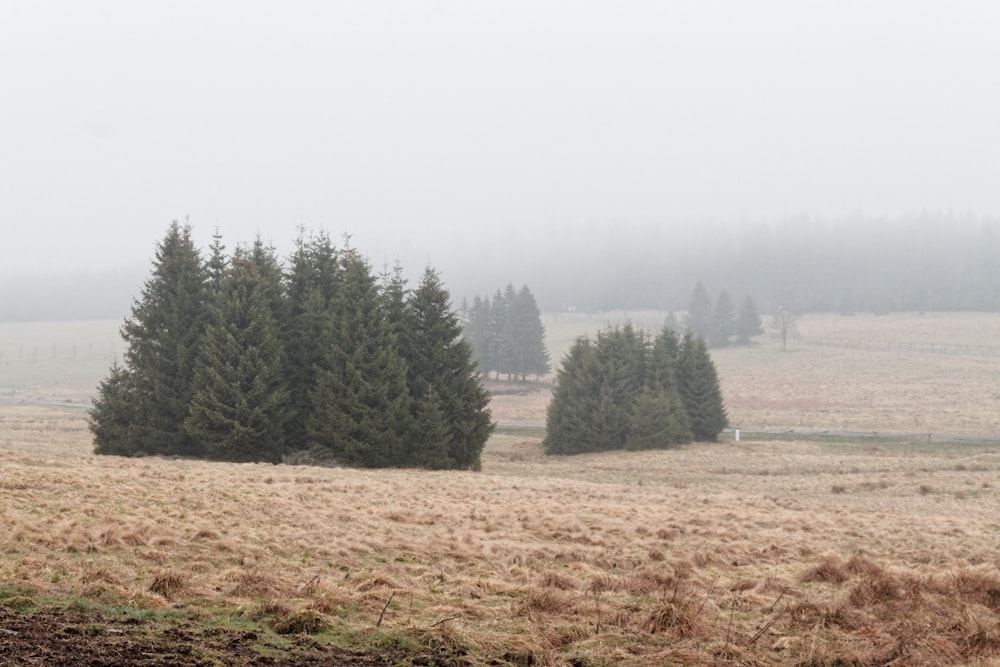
top-left (770, 307), bottom-right (800, 352)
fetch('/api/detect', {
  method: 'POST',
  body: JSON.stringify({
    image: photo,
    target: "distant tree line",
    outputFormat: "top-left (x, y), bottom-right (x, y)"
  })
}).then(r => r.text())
top-left (451, 214), bottom-right (1000, 315)
top-left (683, 282), bottom-right (764, 348)
top-left (90, 222), bottom-right (494, 469)
top-left (463, 284), bottom-right (550, 381)
top-left (544, 325), bottom-right (727, 455)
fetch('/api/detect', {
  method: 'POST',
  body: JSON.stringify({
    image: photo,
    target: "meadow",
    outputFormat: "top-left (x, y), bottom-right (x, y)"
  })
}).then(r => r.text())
top-left (1, 313), bottom-right (1000, 665)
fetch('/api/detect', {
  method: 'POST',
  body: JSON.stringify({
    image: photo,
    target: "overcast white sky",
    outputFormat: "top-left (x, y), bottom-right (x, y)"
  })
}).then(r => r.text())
top-left (2, 1), bottom-right (999, 274)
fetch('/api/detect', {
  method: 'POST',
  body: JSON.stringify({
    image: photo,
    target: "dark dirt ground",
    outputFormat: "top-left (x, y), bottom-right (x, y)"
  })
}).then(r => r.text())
top-left (0, 607), bottom-right (472, 666)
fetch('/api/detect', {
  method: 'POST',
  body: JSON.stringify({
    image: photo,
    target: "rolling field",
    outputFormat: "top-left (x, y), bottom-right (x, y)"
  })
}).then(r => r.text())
top-left (2, 313), bottom-right (1000, 665)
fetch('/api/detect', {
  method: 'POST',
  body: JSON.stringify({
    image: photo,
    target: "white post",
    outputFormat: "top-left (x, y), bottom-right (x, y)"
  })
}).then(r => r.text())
top-left (734, 428), bottom-right (740, 442)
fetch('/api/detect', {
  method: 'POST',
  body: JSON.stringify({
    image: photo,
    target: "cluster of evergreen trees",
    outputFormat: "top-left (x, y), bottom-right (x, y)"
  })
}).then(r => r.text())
top-left (89, 222), bottom-right (494, 469)
top-left (544, 325), bottom-right (727, 455)
top-left (684, 282), bottom-right (763, 348)
top-left (463, 285), bottom-right (550, 381)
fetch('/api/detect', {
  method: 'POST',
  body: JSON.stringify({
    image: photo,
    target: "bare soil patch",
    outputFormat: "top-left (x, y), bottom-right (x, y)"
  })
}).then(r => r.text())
top-left (0, 606), bottom-right (468, 666)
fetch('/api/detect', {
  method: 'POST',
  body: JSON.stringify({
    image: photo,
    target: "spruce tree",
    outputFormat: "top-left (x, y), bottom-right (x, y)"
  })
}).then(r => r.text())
top-left (410, 385), bottom-right (454, 469)
top-left (307, 249), bottom-right (412, 467)
top-left (709, 290), bottom-right (736, 348)
top-left (114, 220), bottom-right (210, 456)
top-left (676, 332), bottom-right (728, 441)
top-left (401, 267), bottom-right (494, 470)
top-left (594, 324), bottom-right (650, 447)
top-left (90, 362), bottom-right (140, 456)
top-left (505, 285), bottom-right (550, 380)
top-left (625, 388), bottom-right (692, 450)
top-left (380, 261), bottom-right (409, 339)
top-left (463, 294), bottom-right (493, 377)
top-left (736, 295), bottom-right (764, 344)
top-left (249, 236), bottom-right (286, 329)
top-left (185, 247), bottom-right (291, 462)
top-left (496, 283), bottom-right (519, 379)
top-left (283, 229), bottom-right (340, 450)
top-left (545, 324), bottom-right (720, 455)
top-left (685, 281), bottom-right (712, 340)
top-left (649, 326), bottom-right (681, 393)
top-left (206, 227), bottom-right (228, 299)
top-left (544, 336), bottom-right (608, 455)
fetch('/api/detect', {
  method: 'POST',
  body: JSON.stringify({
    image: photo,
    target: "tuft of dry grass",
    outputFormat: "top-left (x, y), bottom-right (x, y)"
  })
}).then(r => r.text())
top-left (147, 571), bottom-right (188, 601)
top-left (800, 554), bottom-right (851, 584)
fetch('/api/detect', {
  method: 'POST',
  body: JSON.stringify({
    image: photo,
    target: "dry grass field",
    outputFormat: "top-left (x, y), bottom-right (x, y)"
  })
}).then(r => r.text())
top-left (2, 313), bottom-right (1000, 665)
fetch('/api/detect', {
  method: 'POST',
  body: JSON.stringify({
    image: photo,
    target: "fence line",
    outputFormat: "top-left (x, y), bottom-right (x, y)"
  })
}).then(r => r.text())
top-left (0, 342), bottom-right (122, 364)
top-left (494, 422), bottom-right (1000, 444)
top-left (723, 427), bottom-right (1000, 444)
top-left (798, 336), bottom-right (1000, 357)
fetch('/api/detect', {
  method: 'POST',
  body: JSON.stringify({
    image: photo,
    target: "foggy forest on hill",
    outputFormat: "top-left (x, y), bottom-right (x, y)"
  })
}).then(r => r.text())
top-left (2, 212), bottom-right (998, 322)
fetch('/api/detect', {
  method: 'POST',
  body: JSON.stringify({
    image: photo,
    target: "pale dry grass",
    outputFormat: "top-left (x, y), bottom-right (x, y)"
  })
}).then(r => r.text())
top-left (3, 313), bottom-right (1000, 664)
top-left (2, 405), bottom-right (1000, 665)
top-left (502, 310), bottom-right (1000, 434)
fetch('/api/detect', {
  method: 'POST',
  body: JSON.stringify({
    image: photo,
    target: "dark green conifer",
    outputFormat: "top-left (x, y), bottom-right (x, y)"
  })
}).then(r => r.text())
top-left (544, 336), bottom-right (606, 455)
top-left (89, 362), bottom-right (140, 456)
top-left (410, 385), bottom-right (454, 469)
top-left (206, 227), bottom-right (228, 299)
top-left (676, 332), bottom-right (728, 441)
top-left (595, 324), bottom-right (651, 447)
top-left (307, 249), bottom-right (411, 467)
top-left (649, 326), bottom-right (681, 392)
top-left (283, 229), bottom-right (340, 449)
top-left (117, 220), bottom-right (210, 456)
top-left (185, 248), bottom-right (291, 462)
top-left (625, 388), bottom-right (692, 450)
top-left (402, 267), bottom-right (494, 470)
top-left (249, 236), bottom-right (286, 328)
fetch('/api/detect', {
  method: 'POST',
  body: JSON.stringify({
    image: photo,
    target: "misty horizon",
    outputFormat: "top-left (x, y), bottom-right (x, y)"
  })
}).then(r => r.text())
top-left (2, 211), bottom-right (997, 322)
top-left (3, 2), bottom-right (1000, 279)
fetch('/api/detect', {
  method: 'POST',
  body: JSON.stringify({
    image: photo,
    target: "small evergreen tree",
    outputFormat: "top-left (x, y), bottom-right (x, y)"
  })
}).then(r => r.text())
top-left (676, 332), bottom-right (728, 441)
top-left (185, 248), bottom-right (291, 463)
top-left (402, 267), bottom-right (494, 470)
top-left (487, 288), bottom-right (509, 380)
top-left (736, 295), bottom-right (764, 344)
top-left (380, 260), bottom-right (409, 340)
top-left (594, 324), bottom-right (650, 447)
top-left (206, 227), bottom-right (228, 299)
top-left (545, 324), bottom-right (721, 455)
top-left (685, 281), bottom-right (712, 340)
top-left (648, 326), bottom-right (681, 392)
top-left (463, 294), bottom-right (493, 377)
top-left (625, 388), bottom-right (692, 450)
top-left (307, 249), bottom-right (412, 467)
top-left (410, 385), bottom-right (454, 469)
top-left (249, 236), bottom-right (286, 329)
top-left (496, 283), bottom-right (519, 379)
top-left (89, 362), bottom-right (140, 456)
top-left (113, 220), bottom-right (210, 456)
top-left (505, 285), bottom-right (550, 380)
top-left (544, 336), bottom-right (610, 455)
top-left (708, 290), bottom-right (736, 347)
top-left (283, 230), bottom-right (340, 449)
